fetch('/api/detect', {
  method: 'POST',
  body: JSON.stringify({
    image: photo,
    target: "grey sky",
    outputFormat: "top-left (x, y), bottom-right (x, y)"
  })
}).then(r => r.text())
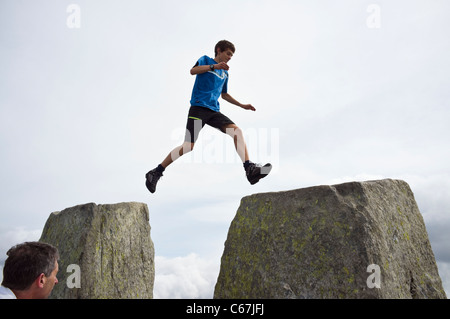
top-left (1, 0), bottom-right (449, 298)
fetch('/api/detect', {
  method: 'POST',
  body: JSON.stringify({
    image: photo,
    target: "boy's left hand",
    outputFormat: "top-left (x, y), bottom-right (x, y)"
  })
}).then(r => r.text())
top-left (241, 104), bottom-right (256, 111)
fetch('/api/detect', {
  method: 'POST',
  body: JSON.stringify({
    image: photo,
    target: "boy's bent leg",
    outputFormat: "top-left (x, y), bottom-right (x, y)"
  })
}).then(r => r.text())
top-left (161, 114), bottom-right (202, 167)
top-left (161, 142), bottom-right (195, 168)
top-left (223, 124), bottom-right (249, 163)
top-left (146, 110), bottom-right (203, 194)
top-left (146, 142), bottom-right (194, 194)
top-left (222, 123), bottom-right (272, 185)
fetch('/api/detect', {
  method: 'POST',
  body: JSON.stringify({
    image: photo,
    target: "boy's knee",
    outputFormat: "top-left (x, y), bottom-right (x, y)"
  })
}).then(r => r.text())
top-left (183, 142), bottom-right (195, 152)
top-left (234, 127), bottom-right (243, 137)
top-left (171, 142), bottom-right (195, 161)
top-left (225, 125), bottom-right (242, 137)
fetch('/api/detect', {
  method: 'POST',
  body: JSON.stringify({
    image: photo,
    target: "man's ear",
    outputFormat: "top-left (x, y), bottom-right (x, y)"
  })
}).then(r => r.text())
top-left (35, 273), bottom-right (46, 288)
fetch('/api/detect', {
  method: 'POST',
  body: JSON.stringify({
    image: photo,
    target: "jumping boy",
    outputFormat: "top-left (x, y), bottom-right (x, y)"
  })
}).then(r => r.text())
top-left (145, 40), bottom-right (271, 194)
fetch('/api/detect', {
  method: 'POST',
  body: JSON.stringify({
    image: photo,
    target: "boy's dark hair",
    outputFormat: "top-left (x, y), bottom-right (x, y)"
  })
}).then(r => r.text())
top-left (1, 242), bottom-right (59, 291)
top-left (215, 40), bottom-right (235, 57)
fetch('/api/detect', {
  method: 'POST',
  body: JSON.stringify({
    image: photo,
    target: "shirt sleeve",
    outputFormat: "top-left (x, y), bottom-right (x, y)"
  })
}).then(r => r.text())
top-left (194, 55), bottom-right (209, 67)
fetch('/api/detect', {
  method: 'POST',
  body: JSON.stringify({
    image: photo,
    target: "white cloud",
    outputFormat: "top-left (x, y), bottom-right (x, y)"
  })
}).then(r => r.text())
top-left (1, 0), bottom-right (450, 300)
top-left (154, 254), bottom-right (220, 299)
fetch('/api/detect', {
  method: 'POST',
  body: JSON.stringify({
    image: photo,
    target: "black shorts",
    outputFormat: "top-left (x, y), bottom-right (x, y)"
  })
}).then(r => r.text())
top-left (185, 106), bottom-right (235, 143)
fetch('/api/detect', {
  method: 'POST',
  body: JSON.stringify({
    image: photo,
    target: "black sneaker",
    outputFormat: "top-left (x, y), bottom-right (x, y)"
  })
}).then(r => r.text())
top-left (246, 163), bottom-right (272, 185)
top-left (145, 169), bottom-right (163, 193)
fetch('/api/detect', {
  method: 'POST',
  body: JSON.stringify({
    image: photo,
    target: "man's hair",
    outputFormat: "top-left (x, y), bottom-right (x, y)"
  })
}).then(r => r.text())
top-left (214, 40), bottom-right (235, 57)
top-left (1, 242), bottom-right (59, 291)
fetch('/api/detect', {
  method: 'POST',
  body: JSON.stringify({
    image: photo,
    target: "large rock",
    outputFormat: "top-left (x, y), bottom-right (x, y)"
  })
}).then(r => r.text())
top-left (214, 179), bottom-right (446, 299)
top-left (39, 202), bottom-right (154, 299)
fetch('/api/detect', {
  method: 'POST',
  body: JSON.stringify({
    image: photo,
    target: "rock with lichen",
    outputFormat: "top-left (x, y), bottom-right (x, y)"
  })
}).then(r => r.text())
top-left (39, 202), bottom-right (154, 299)
top-left (214, 179), bottom-right (446, 299)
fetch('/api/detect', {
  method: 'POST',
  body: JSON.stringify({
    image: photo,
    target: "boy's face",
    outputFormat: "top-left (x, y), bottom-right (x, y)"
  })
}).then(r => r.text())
top-left (216, 49), bottom-right (234, 63)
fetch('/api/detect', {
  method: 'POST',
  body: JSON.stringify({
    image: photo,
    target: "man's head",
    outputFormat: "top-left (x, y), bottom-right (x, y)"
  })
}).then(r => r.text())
top-left (214, 40), bottom-right (235, 62)
top-left (2, 241), bottom-right (59, 299)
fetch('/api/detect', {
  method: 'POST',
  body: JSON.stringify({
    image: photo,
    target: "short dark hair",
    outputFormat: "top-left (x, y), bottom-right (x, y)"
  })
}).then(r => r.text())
top-left (215, 40), bottom-right (235, 57)
top-left (1, 242), bottom-right (59, 291)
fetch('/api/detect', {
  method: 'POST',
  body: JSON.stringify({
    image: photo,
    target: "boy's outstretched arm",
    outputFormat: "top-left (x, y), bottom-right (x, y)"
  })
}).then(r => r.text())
top-left (190, 62), bottom-right (229, 75)
top-left (222, 93), bottom-right (256, 111)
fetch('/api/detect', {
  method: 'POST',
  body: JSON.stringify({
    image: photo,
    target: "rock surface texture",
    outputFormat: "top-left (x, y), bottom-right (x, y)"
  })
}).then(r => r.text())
top-left (214, 179), bottom-right (446, 299)
top-left (39, 202), bottom-right (154, 299)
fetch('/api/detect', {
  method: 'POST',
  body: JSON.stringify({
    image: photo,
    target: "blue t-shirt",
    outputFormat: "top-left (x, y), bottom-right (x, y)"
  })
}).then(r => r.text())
top-left (190, 55), bottom-right (228, 112)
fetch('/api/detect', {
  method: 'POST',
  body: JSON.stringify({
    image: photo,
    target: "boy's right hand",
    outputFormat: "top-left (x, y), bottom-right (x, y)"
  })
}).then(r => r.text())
top-left (215, 62), bottom-right (229, 71)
